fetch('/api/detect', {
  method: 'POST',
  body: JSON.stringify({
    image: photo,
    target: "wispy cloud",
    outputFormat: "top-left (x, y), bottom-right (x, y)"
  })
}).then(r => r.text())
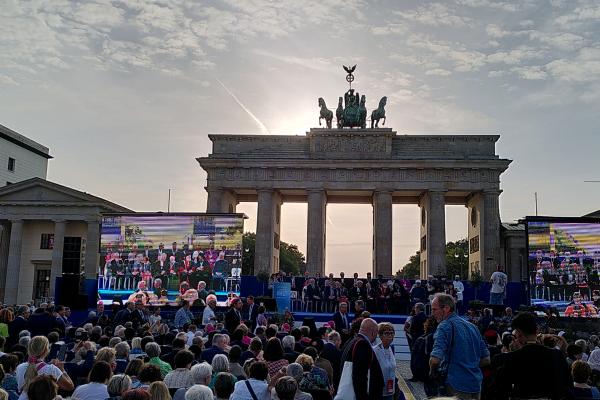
top-left (215, 77), bottom-right (271, 135)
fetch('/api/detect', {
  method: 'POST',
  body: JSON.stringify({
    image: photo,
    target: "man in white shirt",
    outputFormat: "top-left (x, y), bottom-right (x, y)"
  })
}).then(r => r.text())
top-left (453, 275), bottom-right (465, 307)
top-left (490, 265), bottom-right (508, 305)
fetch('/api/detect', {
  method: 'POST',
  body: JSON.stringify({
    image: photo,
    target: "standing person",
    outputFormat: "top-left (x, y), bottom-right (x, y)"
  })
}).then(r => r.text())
top-left (335, 318), bottom-right (383, 400)
top-left (243, 296), bottom-right (259, 330)
top-left (495, 312), bottom-right (572, 399)
top-left (173, 301), bottom-right (194, 329)
top-left (409, 303), bottom-right (427, 350)
top-left (373, 323), bottom-right (401, 400)
top-left (429, 293), bottom-right (490, 399)
top-left (332, 302), bottom-right (351, 339)
top-left (453, 275), bottom-right (465, 309)
top-left (489, 266), bottom-right (508, 305)
top-left (202, 295), bottom-right (217, 326)
top-left (225, 298), bottom-right (243, 334)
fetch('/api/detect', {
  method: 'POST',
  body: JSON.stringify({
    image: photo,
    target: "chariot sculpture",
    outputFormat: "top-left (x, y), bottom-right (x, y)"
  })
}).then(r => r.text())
top-left (317, 65), bottom-right (387, 130)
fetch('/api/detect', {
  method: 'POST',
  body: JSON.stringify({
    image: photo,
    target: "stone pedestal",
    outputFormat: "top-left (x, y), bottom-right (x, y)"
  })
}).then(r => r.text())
top-left (373, 190), bottom-right (393, 277)
top-left (306, 190), bottom-right (326, 276)
top-left (4, 219), bottom-right (23, 304)
top-left (49, 220), bottom-right (66, 297)
top-left (254, 189), bottom-right (282, 275)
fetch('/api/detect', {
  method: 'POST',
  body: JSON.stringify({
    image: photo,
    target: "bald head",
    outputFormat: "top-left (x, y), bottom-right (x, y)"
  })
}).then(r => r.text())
top-left (359, 318), bottom-right (378, 344)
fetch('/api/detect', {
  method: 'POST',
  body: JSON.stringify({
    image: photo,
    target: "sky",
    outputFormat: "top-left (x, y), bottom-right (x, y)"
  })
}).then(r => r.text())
top-left (1, 0), bottom-right (600, 276)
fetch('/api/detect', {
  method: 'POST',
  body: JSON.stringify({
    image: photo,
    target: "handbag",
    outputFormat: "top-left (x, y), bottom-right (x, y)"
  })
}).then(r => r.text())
top-left (334, 339), bottom-right (372, 400)
top-left (429, 321), bottom-right (454, 396)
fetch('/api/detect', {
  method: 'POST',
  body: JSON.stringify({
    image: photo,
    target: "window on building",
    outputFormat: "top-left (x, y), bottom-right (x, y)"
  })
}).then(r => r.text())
top-left (40, 233), bottom-right (54, 250)
top-left (7, 157), bottom-right (15, 172)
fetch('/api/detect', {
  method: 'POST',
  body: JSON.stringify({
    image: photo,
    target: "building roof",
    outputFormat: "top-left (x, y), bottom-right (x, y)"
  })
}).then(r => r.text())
top-left (0, 177), bottom-right (131, 213)
top-left (0, 123), bottom-right (52, 159)
top-left (583, 210), bottom-right (600, 218)
top-left (501, 222), bottom-right (525, 231)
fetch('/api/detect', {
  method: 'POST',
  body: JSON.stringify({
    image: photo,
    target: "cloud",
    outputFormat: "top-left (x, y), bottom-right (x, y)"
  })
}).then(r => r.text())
top-left (455, 0), bottom-right (517, 12)
top-left (511, 66), bottom-right (548, 80)
top-left (555, 4), bottom-right (600, 28)
top-left (486, 48), bottom-right (546, 65)
top-left (394, 3), bottom-right (472, 27)
top-left (425, 68), bottom-right (452, 76)
top-left (406, 34), bottom-right (487, 72)
top-left (545, 49), bottom-right (600, 82)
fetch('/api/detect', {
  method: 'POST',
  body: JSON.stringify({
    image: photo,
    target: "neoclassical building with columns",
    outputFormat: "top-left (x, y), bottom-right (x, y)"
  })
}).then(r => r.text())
top-left (198, 128), bottom-right (512, 280)
top-left (0, 178), bottom-right (130, 305)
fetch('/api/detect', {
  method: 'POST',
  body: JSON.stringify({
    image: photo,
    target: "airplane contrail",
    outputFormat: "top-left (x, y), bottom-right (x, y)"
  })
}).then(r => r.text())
top-left (215, 78), bottom-right (270, 135)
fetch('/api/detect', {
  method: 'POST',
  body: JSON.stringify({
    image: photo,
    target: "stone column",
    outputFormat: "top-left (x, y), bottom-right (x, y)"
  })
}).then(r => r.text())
top-left (206, 187), bottom-right (237, 213)
top-left (85, 219), bottom-right (101, 280)
top-left (254, 189), bottom-right (282, 275)
top-left (49, 220), bottom-right (67, 297)
top-left (428, 190), bottom-right (447, 277)
top-left (306, 190), bottom-right (327, 276)
top-left (206, 187), bottom-right (224, 213)
top-left (4, 219), bottom-right (23, 305)
top-left (0, 223), bottom-right (10, 301)
top-left (372, 190), bottom-right (393, 277)
top-left (483, 190), bottom-right (501, 278)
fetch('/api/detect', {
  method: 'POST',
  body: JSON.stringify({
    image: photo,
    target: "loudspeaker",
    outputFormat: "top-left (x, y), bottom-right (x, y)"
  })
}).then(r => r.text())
top-left (58, 274), bottom-right (88, 310)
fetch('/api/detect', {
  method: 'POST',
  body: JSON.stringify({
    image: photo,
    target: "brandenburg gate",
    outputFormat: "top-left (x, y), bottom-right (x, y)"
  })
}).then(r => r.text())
top-left (197, 128), bottom-right (511, 279)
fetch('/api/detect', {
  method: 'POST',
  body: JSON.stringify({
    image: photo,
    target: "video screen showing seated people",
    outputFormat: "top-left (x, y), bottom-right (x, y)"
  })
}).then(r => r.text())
top-left (528, 218), bottom-right (600, 317)
top-left (98, 213), bottom-right (243, 305)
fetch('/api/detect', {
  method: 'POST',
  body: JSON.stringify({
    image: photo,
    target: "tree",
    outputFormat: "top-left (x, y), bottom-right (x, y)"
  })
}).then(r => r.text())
top-left (397, 251), bottom-right (420, 279)
top-left (397, 239), bottom-right (468, 279)
top-left (242, 232), bottom-right (306, 276)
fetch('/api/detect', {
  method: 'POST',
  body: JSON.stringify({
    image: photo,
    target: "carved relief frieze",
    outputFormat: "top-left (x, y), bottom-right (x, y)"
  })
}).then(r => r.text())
top-left (207, 167), bottom-right (502, 184)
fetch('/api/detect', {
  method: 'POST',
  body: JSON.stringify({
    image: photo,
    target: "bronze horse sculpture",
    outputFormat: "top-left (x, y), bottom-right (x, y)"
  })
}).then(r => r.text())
top-left (370, 96), bottom-right (387, 128)
top-left (318, 97), bottom-right (333, 129)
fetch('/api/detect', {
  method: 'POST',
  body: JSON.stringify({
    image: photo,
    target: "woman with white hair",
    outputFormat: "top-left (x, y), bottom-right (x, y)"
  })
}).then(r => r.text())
top-left (210, 354), bottom-right (236, 389)
top-left (202, 295), bottom-right (217, 325)
top-left (184, 384), bottom-right (213, 400)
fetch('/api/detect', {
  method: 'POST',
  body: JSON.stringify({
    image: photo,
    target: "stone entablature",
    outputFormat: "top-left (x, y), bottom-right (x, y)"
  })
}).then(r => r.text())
top-left (198, 128), bottom-right (512, 279)
top-left (206, 128), bottom-right (500, 160)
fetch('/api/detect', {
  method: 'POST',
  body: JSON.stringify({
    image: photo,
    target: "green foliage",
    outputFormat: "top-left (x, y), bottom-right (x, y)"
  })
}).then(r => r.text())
top-left (397, 251), bottom-right (420, 279)
top-left (397, 239), bottom-right (469, 279)
top-left (445, 239), bottom-right (469, 280)
top-left (242, 231), bottom-right (306, 276)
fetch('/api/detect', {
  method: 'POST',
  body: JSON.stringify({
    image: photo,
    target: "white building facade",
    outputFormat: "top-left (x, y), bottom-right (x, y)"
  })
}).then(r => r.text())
top-left (0, 124), bottom-right (51, 187)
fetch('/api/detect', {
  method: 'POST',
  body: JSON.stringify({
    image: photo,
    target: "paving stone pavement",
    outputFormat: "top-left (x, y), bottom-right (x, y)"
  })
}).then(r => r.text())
top-left (397, 360), bottom-right (427, 400)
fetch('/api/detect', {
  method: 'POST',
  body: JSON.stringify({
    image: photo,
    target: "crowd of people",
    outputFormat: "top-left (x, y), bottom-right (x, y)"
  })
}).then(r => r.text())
top-left (0, 288), bottom-right (410, 400)
top-left (406, 293), bottom-right (600, 399)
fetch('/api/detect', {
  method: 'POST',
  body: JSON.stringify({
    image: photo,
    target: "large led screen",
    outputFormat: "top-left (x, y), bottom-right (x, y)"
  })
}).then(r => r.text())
top-left (527, 217), bottom-right (600, 317)
top-left (98, 213), bottom-right (244, 297)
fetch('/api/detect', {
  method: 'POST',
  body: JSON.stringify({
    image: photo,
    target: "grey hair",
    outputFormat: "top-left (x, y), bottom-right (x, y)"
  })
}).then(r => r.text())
top-left (107, 374), bottom-right (131, 396)
top-left (18, 336), bottom-right (30, 347)
top-left (184, 384), bottom-right (213, 400)
top-left (190, 362), bottom-right (212, 385)
top-left (433, 293), bottom-right (456, 312)
top-left (19, 330), bottom-right (31, 338)
top-left (328, 331), bottom-right (341, 343)
top-left (282, 335), bottom-right (295, 350)
top-left (114, 341), bottom-right (130, 358)
top-left (212, 333), bottom-right (224, 346)
top-left (109, 337), bottom-right (122, 348)
top-left (286, 362), bottom-right (304, 383)
top-left (145, 342), bottom-right (161, 358)
top-left (211, 354), bottom-right (229, 373)
top-left (414, 302), bottom-right (425, 312)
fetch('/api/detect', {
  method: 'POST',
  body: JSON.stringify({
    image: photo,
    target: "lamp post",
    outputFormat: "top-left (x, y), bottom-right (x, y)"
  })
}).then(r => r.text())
top-left (168, 189), bottom-right (174, 212)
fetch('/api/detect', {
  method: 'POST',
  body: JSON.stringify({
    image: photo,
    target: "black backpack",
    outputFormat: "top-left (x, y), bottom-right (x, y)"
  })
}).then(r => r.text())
top-left (410, 333), bottom-right (433, 381)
